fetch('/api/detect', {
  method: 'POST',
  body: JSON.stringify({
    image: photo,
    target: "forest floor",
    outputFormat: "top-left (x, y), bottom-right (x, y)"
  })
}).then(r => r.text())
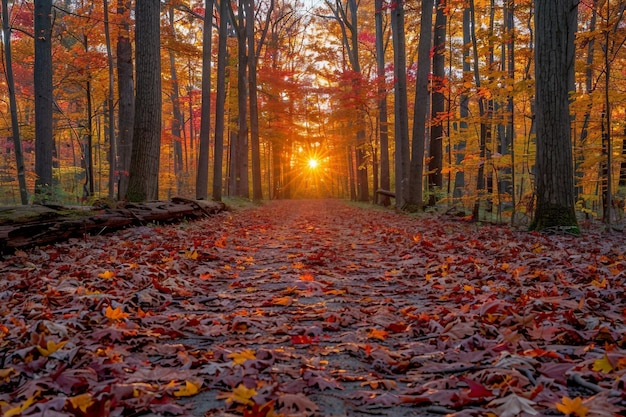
top-left (0, 199), bottom-right (625, 417)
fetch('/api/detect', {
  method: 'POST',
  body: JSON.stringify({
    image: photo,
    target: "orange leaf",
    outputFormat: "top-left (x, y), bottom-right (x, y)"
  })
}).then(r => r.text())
top-left (98, 270), bottom-right (115, 279)
top-left (555, 396), bottom-right (589, 417)
top-left (105, 305), bottom-right (129, 321)
top-left (300, 273), bottom-right (315, 281)
top-left (367, 328), bottom-right (388, 340)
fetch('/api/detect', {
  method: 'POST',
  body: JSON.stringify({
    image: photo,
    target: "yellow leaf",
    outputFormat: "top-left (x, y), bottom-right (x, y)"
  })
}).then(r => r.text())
top-left (37, 340), bottom-right (67, 357)
top-left (68, 393), bottom-right (94, 412)
top-left (463, 284), bottom-right (475, 292)
top-left (174, 380), bottom-right (201, 397)
top-left (590, 278), bottom-right (607, 288)
top-left (98, 270), bottom-right (115, 279)
top-left (0, 367), bottom-right (15, 382)
top-left (228, 349), bottom-right (256, 365)
top-left (183, 250), bottom-right (199, 260)
top-left (105, 305), bottom-right (129, 321)
top-left (367, 328), bottom-right (388, 340)
top-left (217, 383), bottom-right (257, 406)
top-left (4, 391), bottom-right (40, 417)
top-left (556, 396), bottom-right (589, 417)
top-left (592, 354), bottom-right (614, 373)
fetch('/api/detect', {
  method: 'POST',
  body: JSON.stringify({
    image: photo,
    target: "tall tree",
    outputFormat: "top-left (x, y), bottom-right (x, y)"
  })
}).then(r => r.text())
top-left (530, 0), bottom-right (579, 231)
top-left (116, 0), bottom-right (134, 199)
top-left (230, 0), bottom-right (250, 198)
top-left (103, 0), bottom-right (116, 199)
top-left (428, 0), bottom-right (446, 206)
top-left (212, 0), bottom-right (230, 202)
top-left (390, 0), bottom-right (409, 208)
top-left (168, 6), bottom-right (184, 195)
top-left (196, 0), bottom-right (214, 200)
top-left (407, 0), bottom-right (434, 210)
top-left (34, 0), bottom-right (54, 200)
top-left (2, 0), bottom-right (28, 204)
top-left (126, 0), bottom-right (162, 202)
top-left (247, 0), bottom-right (273, 202)
top-left (375, 0), bottom-right (390, 206)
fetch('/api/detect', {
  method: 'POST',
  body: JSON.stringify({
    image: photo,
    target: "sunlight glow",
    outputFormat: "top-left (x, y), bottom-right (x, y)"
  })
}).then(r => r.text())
top-left (307, 158), bottom-right (319, 169)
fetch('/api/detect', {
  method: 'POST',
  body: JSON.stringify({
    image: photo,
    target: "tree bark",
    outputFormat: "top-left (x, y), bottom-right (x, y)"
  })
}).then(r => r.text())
top-left (407, 0), bottom-right (434, 210)
top-left (168, 6), bottom-right (184, 196)
top-left (390, 0), bottom-right (409, 208)
top-left (196, 0), bottom-right (214, 200)
top-left (116, 0), bottom-right (135, 200)
top-left (374, 0), bottom-right (390, 206)
top-left (2, 0), bottom-right (28, 204)
top-left (428, 0), bottom-right (446, 206)
top-left (34, 0), bottom-right (54, 200)
top-left (103, 0), bottom-right (116, 200)
top-left (126, 0), bottom-right (162, 202)
top-left (212, 0), bottom-right (230, 202)
top-left (530, 0), bottom-right (579, 231)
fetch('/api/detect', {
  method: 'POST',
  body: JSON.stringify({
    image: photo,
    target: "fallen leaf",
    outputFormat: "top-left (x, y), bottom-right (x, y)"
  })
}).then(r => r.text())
top-left (173, 380), bottom-right (201, 397)
top-left (556, 396), bottom-right (589, 417)
top-left (68, 393), bottom-right (94, 412)
top-left (228, 349), bottom-right (257, 365)
top-left (105, 305), bottom-right (129, 321)
top-left (488, 393), bottom-right (538, 417)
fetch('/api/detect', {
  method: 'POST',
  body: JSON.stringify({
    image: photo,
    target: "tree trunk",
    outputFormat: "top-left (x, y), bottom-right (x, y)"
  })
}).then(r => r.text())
top-left (375, 0), bottom-right (390, 206)
top-left (116, 0), bottom-right (134, 199)
top-left (2, 0), bottom-right (28, 204)
top-left (530, 0), bottom-right (579, 231)
top-left (407, 0), bottom-right (434, 210)
top-left (428, 0), bottom-right (446, 206)
top-left (230, 0), bottom-right (249, 198)
top-left (126, 0), bottom-right (162, 202)
top-left (390, 0), bottom-right (409, 208)
top-left (196, 0), bottom-right (214, 200)
top-left (103, 0), bottom-right (116, 200)
top-left (34, 0), bottom-right (54, 200)
top-left (212, 0), bottom-right (230, 202)
top-left (454, 6), bottom-right (471, 200)
top-left (169, 6), bottom-right (184, 196)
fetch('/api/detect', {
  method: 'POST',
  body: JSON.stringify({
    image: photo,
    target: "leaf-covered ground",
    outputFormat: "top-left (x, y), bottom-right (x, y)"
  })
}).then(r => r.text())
top-left (1, 199), bottom-right (625, 417)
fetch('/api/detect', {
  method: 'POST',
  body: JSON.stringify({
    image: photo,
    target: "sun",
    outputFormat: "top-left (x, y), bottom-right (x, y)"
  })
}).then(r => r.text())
top-left (307, 158), bottom-right (319, 169)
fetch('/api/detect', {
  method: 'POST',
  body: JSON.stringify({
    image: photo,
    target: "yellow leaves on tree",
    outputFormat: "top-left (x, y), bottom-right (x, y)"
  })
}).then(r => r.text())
top-left (556, 396), bottom-right (588, 417)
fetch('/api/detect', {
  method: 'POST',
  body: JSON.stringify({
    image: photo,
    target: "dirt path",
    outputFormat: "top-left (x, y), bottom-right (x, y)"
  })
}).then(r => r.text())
top-left (1, 199), bottom-right (624, 417)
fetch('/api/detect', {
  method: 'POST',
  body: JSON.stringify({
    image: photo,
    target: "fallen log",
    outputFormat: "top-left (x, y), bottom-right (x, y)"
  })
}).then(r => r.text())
top-left (0, 197), bottom-right (226, 253)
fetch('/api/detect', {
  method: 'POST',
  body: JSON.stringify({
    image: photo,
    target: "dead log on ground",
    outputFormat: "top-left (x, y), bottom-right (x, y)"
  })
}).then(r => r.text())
top-left (0, 197), bottom-right (225, 253)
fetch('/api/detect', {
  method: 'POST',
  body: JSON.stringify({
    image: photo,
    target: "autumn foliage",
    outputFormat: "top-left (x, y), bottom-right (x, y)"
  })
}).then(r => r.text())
top-left (1, 200), bottom-right (624, 416)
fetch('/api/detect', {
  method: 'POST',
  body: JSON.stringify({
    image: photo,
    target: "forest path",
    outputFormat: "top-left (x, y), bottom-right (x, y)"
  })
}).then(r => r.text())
top-left (1, 199), bottom-right (624, 416)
